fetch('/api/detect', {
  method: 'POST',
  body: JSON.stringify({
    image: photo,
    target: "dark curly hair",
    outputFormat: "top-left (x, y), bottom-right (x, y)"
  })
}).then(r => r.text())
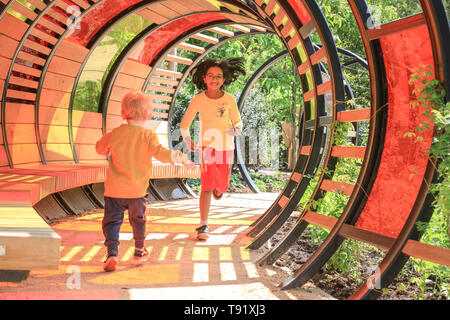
top-left (190, 57), bottom-right (246, 90)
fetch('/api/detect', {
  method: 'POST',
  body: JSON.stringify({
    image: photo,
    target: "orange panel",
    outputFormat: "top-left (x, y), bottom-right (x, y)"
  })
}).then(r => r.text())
top-left (0, 14), bottom-right (28, 41)
top-left (355, 25), bottom-right (434, 238)
top-left (42, 72), bottom-right (75, 92)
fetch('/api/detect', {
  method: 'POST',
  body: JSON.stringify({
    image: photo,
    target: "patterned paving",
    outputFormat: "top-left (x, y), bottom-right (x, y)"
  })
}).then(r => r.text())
top-left (0, 193), bottom-right (332, 300)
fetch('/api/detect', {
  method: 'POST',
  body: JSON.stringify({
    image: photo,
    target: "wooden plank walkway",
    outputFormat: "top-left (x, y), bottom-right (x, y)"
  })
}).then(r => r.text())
top-left (0, 193), bottom-right (332, 300)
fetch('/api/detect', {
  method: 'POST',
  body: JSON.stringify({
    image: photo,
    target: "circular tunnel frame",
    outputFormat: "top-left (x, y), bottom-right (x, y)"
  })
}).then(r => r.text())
top-left (0, 0), bottom-right (448, 300)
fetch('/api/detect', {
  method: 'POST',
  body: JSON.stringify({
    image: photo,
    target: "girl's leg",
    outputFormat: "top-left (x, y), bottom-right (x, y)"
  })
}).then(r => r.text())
top-left (199, 190), bottom-right (213, 224)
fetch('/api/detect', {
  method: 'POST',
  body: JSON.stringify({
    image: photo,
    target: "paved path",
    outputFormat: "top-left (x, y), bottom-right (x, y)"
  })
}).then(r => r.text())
top-left (0, 193), bottom-right (333, 300)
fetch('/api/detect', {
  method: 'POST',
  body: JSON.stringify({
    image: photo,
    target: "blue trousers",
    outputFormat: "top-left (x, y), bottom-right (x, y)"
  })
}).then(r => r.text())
top-left (102, 196), bottom-right (147, 258)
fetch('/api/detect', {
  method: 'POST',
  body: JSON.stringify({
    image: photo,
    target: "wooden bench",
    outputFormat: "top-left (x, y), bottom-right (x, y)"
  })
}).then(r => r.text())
top-left (0, 161), bottom-right (199, 281)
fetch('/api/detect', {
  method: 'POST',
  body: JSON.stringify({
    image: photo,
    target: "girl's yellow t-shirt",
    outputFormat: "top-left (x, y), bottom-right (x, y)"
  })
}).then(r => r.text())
top-left (180, 91), bottom-right (243, 151)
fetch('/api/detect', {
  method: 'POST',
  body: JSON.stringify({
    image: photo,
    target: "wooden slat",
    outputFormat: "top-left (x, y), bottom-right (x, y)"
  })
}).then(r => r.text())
top-left (121, 59), bottom-right (151, 78)
top-left (152, 102), bottom-right (170, 110)
top-left (10, 2), bottom-right (38, 21)
top-left (165, 54), bottom-right (192, 65)
top-left (190, 33), bottom-right (219, 44)
top-left (208, 27), bottom-right (234, 37)
top-left (42, 72), bottom-right (75, 92)
top-left (9, 144), bottom-right (41, 165)
top-left (229, 24), bottom-right (250, 33)
top-left (287, 33), bottom-right (300, 50)
top-left (299, 20), bottom-right (316, 39)
top-left (115, 72), bottom-right (145, 89)
top-left (6, 123), bottom-right (36, 144)
top-left (320, 179), bottom-right (354, 196)
top-left (0, 12), bottom-right (29, 41)
top-left (402, 240), bottom-right (450, 267)
top-left (367, 13), bottom-right (426, 40)
top-left (29, 28), bottom-right (58, 45)
top-left (40, 125), bottom-right (70, 144)
top-left (263, 0), bottom-right (277, 16)
top-left (5, 103), bottom-right (34, 123)
top-left (153, 68), bottom-right (182, 78)
top-left (36, 16), bottom-right (65, 35)
top-left (337, 108), bottom-right (371, 122)
top-left (12, 62), bottom-right (42, 78)
top-left (72, 127), bottom-right (102, 144)
top-left (331, 146), bottom-right (366, 159)
top-left (150, 77), bottom-right (178, 87)
top-left (39, 89), bottom-right (71, 108)
top-left (48, 56), bottom-right (82, 77)
top-left (303, 211), bottom-right (395, 251)
top-left (136, 8), bottom-right (168, 24)
top-left (310, 47), bottom-right (327, 65)
top-left (6, 89), bottom-right (36, 101)
top-left (273, 9), bottom-right (287, 27)
top-left (9, 75), bottom-right (39, 89)
top-left (0, 34), bottom-right (18, 59)
top-left (71, 110), bottom-right (102, 129)
top-left (150, 94), bottom-right (172, 102)
top-left (42, 143), bottom-right (74, 161)
top-left (147, 84), bottom-right (175, 94)
top-left (176, 42), bottom-right (205, 54)
top-left (317, 80), bottom-right (332, 96)
top-left (17, 50), bottom-right (46, 66)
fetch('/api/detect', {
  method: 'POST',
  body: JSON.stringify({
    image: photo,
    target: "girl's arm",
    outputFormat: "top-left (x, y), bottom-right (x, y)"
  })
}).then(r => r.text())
top-left (180, 98), bottom-right (198, 151)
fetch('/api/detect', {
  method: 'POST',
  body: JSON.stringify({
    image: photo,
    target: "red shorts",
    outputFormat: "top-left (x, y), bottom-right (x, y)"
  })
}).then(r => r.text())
top-left (200, 148), bottom-right (234, 194)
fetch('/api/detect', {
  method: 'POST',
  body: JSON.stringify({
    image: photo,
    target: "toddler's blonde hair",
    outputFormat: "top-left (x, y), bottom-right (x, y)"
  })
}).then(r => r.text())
top-left (121, 91), bottom-right (153, 121)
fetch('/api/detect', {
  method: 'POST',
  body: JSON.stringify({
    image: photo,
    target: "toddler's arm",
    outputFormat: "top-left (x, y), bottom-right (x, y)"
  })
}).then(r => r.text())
top-left (95, 132), bottom-right (112, 155)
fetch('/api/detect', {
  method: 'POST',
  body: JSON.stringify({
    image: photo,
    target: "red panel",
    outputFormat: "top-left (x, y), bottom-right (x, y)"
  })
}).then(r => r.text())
top-left (286, 0), bottom-right (311, 25)
top-left (355, 25), bottom-right (435, 238)
top-left (129, 13), bottom-right (227, 65)
top-left (66, 0), bottom-right (141, 47)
